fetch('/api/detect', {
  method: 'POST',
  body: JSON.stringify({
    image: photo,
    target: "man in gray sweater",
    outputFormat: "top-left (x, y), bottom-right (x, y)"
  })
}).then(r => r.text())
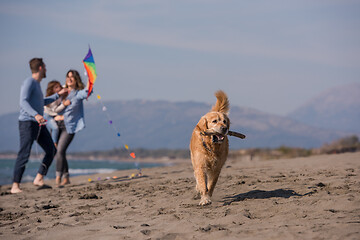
top-left (11, 58), bottom-right (67, 193)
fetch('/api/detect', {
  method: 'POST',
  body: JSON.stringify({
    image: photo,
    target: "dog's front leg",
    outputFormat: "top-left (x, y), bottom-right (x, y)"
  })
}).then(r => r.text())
top-left (194, 168), bottom-right (211, 205)
top-left (207, 168), bottom-right (221, 197)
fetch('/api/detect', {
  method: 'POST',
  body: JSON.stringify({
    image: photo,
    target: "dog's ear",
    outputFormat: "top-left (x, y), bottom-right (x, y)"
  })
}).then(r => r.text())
top-left (196, 116), bottom-right (208, 132)
top-left (225, 114), bottom-right (230, 128)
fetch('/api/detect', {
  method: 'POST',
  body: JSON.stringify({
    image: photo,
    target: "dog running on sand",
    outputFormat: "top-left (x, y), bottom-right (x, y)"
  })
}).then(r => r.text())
top-left (190, 90), bottom-right (245, 205)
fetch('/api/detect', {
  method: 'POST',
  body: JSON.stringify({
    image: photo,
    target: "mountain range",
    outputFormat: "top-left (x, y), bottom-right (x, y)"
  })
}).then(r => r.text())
top-left (1, 82), bottom-right (358, 152)
top-left (288, 83), bottom-right (360, 133)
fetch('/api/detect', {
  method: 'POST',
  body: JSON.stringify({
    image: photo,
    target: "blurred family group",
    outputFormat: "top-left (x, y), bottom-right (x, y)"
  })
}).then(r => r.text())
top-left (11, 58), bottom-right (92, 193)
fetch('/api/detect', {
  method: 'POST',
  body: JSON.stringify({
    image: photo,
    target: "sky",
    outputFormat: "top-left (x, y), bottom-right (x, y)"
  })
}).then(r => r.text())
top-left (0, 0), bottom-right (359, 116)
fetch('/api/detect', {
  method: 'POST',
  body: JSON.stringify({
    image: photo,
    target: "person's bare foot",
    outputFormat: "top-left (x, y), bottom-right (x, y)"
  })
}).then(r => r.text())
top-left (61, 177), bottom-right (70, 186)
top-left (33, 173), bottom-right (44, 186)
top-left (11, 182), bottom-right (22, 194)
top-left (55, 176), bottom-right (61, 187)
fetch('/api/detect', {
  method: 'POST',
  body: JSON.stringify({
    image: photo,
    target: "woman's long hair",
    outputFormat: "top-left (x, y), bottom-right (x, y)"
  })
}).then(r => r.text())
top-left (46, 80), bottom-right (62, 97)
top-left (65, 70), bottom-right (85, 90)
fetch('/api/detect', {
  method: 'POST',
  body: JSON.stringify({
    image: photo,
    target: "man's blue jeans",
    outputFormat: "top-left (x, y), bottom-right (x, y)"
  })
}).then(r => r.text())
top-left (13, 121), bottom-right (57, 183)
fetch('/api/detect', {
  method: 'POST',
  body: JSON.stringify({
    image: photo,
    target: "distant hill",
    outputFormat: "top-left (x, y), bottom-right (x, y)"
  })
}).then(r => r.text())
top-left (0, 99), bottom-right (348, 152)
top-left (288, 83), bottom-right (360, 133)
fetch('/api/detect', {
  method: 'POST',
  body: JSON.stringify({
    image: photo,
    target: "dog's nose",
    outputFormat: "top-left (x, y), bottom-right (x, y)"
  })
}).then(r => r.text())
top-left (220, 126), bottom-right (228, 134)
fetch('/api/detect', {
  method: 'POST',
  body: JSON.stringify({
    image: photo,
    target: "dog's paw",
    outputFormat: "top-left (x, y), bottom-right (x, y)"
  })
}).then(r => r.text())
top-left (199, 196), bottom-right (212, 206)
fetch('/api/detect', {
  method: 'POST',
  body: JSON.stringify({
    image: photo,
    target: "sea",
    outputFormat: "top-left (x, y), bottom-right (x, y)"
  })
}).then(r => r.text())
top-left (0, 158), bottom-right (166, 186)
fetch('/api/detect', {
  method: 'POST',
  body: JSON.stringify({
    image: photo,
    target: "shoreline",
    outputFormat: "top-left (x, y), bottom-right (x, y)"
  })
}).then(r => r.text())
top-left (1, 152), bottom-right (359, 239)
top-left (0, 157), bottom-right (174, 187)
top-left (0, 153), bottom-right (188, 164)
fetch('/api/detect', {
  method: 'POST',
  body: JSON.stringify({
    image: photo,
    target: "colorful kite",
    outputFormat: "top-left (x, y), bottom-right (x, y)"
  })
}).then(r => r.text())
top-left (83, 47), bottom-right (97, 100)
top-left (83, 47), bottom-right (139, 172)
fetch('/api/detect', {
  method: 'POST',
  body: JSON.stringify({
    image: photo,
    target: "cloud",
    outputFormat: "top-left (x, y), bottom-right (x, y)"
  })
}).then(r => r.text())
top-left (0, 0), bottom-right (359, 116)
top-left (2, 1), bottom-right (359, 68)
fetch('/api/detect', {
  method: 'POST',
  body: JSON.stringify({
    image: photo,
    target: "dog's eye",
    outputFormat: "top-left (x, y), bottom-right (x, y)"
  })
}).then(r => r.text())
top-left (212, 120), bottom-right (218, 123)
top-left (223, 120), bottom-right (227, 124)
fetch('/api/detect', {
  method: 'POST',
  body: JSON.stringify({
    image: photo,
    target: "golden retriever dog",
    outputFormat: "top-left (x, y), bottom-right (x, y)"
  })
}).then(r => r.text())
top-left (190, 90), bottom-right (231, 206)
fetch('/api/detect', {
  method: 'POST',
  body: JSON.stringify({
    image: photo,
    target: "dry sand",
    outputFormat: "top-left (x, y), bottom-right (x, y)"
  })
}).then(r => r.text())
top-left (1, 152), bottom-right (359, 239)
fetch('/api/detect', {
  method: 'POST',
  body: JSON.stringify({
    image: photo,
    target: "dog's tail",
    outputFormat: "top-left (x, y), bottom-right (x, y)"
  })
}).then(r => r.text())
top-left (211, 90), bottom-right (229, 114)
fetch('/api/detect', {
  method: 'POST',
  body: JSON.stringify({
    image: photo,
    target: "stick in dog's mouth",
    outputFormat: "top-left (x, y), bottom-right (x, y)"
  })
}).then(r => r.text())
top-left (228, 130), bottom-right (246, 139)
top-left (201, 130), bottom-right (246, 139)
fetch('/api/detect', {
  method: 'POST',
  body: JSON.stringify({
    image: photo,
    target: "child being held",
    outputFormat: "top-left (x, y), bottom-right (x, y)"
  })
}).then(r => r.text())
top-left (44, 80), bottom-right (70, 147)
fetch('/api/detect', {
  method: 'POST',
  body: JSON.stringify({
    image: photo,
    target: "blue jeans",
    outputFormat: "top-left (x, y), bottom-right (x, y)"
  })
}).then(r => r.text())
top-left (13, 121), bottom-right (57, 183)
top-left (44, 113), bottom-right (59, 144)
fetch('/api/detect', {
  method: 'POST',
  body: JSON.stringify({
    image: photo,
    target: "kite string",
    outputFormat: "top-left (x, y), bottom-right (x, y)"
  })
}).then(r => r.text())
top-left (99, 99), bottom-right (118, 134)
top-left (95, 93), bottom-right (141, 174)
